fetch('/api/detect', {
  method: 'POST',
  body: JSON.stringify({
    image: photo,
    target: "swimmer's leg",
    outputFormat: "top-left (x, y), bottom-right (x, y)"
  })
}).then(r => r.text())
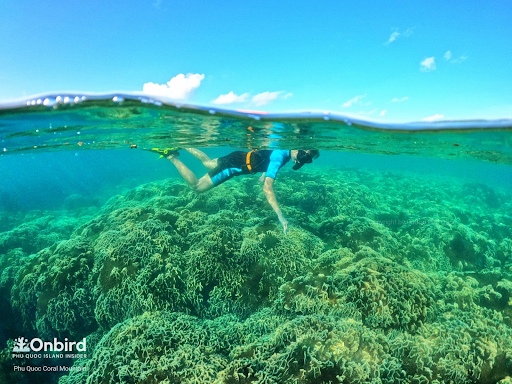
top-left (184, 148), bottom-right (218, 170)
top-left (167, 156), bottom-right (214, 192)
top-left (194, 174), bottom-right (215, 192)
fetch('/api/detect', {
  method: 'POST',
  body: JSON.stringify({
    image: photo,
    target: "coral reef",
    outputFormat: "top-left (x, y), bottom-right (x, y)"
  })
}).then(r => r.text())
top-left (89, 205), bottom-right (190, 328)
top-left (389, 308), bottom-right (512, 382)
top-left (10, 236), bottom-right (97, 339)
top-left (219, 314), bottom-right (391, 384)
top-left (332, 255), bottom-right (439, 331)
top-left (59, 311), bottom-right (231, 384)
top-left (3, 165), bottom-right (512, 383)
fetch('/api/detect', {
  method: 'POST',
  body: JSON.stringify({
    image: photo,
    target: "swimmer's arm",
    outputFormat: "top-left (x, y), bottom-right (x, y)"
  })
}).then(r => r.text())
top-left (263, 177), bottom-right (288, 234)
top-left (259, 172), bottom-right (266, 182)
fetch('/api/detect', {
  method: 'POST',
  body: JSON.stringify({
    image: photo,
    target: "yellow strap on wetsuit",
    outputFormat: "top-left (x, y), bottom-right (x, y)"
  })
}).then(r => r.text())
top-left (246, 149), bottom-right (258, 172)
top-left (246, 151), bottom-right (253, 172)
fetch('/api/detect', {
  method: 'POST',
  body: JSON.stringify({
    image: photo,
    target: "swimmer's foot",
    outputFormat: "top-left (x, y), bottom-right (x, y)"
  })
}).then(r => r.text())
top-left (145, 147), bottom-right (180, 159)
top-left (166, 149), bottom-right (180, 159)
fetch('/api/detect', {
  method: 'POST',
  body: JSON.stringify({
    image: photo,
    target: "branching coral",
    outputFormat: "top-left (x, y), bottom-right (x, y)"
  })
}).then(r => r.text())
top-left (61, 311), bottom-right (229, 384)
top-left (10, 236), bottom-right (97, 339)
top-left (0, 214), bottom-right (80, 255)
top-left (331, 256), bottom-right (439, 331)
top-left (4, 165), bottom-right (512, 384)
top-left (219, 314), bottom-right (394, 384)
top-left (245, 227), bottom-right (324, 306)
top-left (91, 209), bottom-right (189, 328)
top-left (389, 308), bottom-right (512, 383)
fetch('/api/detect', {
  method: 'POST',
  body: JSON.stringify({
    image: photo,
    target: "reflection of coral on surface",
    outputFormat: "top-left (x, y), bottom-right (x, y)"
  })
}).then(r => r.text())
top-left (1, 167), bottom-right (512, 383)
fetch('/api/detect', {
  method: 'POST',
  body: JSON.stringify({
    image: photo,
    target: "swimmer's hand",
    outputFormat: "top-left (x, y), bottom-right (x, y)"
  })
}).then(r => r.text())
top-left (279, 215), bottom-right (289, 235)
top-left (259, 172), bottom-right (266, 183)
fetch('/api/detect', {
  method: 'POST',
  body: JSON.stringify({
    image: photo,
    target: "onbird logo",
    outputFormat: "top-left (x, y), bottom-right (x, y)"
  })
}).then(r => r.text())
top-left (11, 336), bottom-right (86, 353)
top-left (13, 337), bottom-right (31, 352)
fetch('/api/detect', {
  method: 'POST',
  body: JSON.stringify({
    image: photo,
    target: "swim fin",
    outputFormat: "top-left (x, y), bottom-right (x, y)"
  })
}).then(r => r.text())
top-left (143, 147), bottom-right (180, 159)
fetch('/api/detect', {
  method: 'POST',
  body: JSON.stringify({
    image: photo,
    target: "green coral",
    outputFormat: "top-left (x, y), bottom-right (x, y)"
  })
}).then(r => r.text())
top-left (275, 252), bottom-right (439, 332)
top-left (219, 314), bottom-right (394, 384)
top-left (253, 227), bottom-right (324, 302)
top-left (60, 311), bottom-right (230, 384)
top-left (184, 212), bottom-right (247, 317)
top-left (389, 308), bottom-right (512, 383)
top-left (332, 255), bottom-right (439, 331)
top-left (0, 340), bottom-right (23, 384)
top-left (0, 215), bottom-right (61, 255)
top-left (0, 209), bottom-right (97, 256)
top-left (3, 166), bottom-right (512, 384)
top-left (10, 236), bottom-right (97, 339)
top-left (62, 310), bottom-right (398, 384)
top-left (90, 206), bottom-right (189, 328)
top-left (0, 248), bottom-right (27, 334)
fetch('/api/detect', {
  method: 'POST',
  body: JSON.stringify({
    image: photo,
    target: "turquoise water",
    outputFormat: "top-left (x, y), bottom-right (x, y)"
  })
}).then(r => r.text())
top-left (1, 94), bottom-right (512, 383)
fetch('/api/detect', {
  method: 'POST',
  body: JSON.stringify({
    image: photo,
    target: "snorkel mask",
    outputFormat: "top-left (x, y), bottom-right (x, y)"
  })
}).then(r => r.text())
top-left (293, 149), bottom-right (319, 170)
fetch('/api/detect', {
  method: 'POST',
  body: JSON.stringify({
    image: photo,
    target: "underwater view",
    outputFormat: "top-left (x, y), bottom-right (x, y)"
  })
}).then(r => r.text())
top-left (1, 94), bottom-right (512, 384)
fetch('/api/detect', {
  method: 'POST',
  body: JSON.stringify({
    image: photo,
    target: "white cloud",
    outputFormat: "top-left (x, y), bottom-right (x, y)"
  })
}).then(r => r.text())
top-left (422, 114), bottom-right (444, 122)
top-left (420, 57), bottom-right (436, 72)
top-left (143, 73), bottom-right (204, 100)
top-left (342, 94), bottom-right (366, 108)
top-left (210, 90), bottom-right (292, 107)
top-left (391, 96), bottom-right (409, 103)
top-left (212, 91), bottom-right (250, 105)
top-left (445, 51), bottom-right (468, 64)
top-left (380, 110), bottom-right (387, 117)
top-left (251, 91), bottom-right (284, 106)
top-left (385, 28), bottom-right (413, 45)
top-left (386, 31), bottom-right (400, 45)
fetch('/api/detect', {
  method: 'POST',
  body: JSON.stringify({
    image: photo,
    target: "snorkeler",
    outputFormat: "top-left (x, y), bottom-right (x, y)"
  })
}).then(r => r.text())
top-left (163, 148), bottom-right (319, 234)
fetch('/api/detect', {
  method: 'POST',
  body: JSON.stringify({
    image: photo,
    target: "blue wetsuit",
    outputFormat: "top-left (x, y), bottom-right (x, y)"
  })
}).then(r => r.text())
top-left (209, 150), bottom-right (291, 186)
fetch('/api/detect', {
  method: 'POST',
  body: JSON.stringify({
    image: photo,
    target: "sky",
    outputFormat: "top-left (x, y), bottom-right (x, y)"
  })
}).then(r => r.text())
top-left (0, 0), bottom-right (511, 122)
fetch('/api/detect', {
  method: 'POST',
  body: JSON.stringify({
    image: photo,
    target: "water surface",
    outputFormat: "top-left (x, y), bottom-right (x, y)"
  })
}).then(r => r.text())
top-left (1, 93), bottom-right (511, 383)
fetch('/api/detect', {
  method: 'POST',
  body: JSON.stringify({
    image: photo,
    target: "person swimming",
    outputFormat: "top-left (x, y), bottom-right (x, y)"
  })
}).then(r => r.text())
top-left (164, 148), bottom-right (319, 233)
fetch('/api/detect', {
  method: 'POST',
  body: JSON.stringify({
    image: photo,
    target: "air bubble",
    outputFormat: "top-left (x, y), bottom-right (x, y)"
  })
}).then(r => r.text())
top-left (43, 98), bottom-right (57, 107)
top-left (63, 97), bottom-right (70, 103)
top-left (113, 96), bottom-right (124, 103)
top-left (142, 98), bottom-right (159, 105)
